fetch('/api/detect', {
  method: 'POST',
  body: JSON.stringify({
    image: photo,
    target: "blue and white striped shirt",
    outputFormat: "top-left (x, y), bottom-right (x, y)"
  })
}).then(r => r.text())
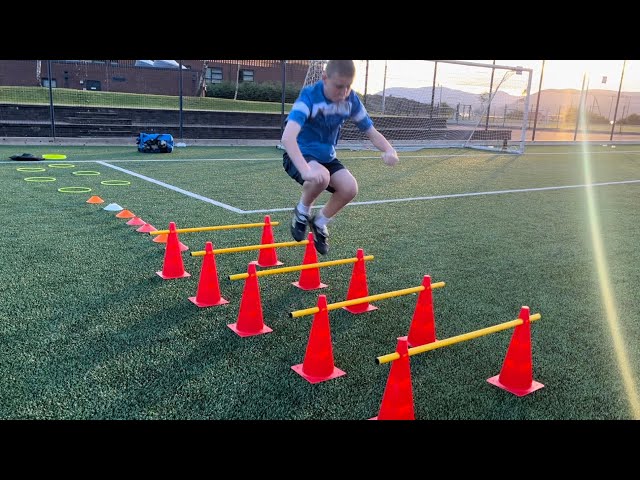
top-left (287, 81), bottom-right (374, 163)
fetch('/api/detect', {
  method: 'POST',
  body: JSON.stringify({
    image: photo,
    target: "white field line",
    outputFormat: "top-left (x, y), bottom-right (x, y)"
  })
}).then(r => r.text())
top-left (96, 161), bottom-right (244, 213)
top-left (96, 161), bottom-right (640, 215)
top-left (3, 147), bottom-right (640, 165)
top-left (6, 155), bottom-right (637, 215)
top-left (245, 179), bottom-right (640, 213)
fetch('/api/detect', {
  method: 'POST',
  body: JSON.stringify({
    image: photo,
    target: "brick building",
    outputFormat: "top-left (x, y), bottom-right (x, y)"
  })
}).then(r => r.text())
top-left (0, 60), bottom-right (310, 97)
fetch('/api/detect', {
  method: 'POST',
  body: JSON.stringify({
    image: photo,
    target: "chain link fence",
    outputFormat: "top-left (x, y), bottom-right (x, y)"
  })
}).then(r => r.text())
top-left (1, 59), bottom-right (639, 144)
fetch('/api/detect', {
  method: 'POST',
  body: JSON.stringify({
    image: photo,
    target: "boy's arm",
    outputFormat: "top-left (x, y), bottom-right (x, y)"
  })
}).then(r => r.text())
top-left (365, 126), bottom-right (400, 166)
top-left (281, 121), bottom-right (319, 181)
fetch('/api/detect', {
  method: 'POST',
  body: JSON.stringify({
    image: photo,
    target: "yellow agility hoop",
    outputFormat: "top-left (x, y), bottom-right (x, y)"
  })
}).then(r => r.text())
top-left (72, 171), bottom-right (101, 176)
top-left (58, 186), bottom-right (92, 193)
top-left (43, 154), bottom-right (67, 160)
top-left (100, 180), bottom-right (131, 186)
top-left (24, 176), bottom-right (56, 182)
top-left (48, 163), bottom-right (75, 168)
top-left (17, 167), bottom-right (46, 172)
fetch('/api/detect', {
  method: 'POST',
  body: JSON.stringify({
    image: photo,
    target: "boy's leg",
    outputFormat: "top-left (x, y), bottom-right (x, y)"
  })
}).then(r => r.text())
top-left (283, 153), bottom-right (330, 241)
top-left (309, 167), bottom-right (358, 255)
top-left (320, 168), bottom-right (358, 217)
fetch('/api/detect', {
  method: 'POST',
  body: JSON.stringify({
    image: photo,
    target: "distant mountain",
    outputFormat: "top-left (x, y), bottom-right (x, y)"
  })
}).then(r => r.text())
top-left (373, 86), bottom-right (640, 118)
top-left (373, 86), bottom-right (517, 111)
top-left (528, 89), bottom-right (640, 118)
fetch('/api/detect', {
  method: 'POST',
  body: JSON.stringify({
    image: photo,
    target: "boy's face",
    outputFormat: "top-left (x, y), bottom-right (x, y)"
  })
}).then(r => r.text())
top-left (322, 73), bottom-right (354, 102)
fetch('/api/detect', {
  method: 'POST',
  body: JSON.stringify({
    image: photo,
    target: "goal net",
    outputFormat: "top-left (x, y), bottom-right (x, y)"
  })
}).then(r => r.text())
top-left (301, 60), bottom-right (533, 153)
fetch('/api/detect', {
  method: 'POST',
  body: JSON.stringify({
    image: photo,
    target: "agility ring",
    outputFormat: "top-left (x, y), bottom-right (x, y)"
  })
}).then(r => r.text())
top-left (48, 163), bottom-right (75, 168)
top-left (58, 186), bottom-right (92, 193)
top-left (101, 180), bottom-right (131, 186)
top-left (17, 167), bottom-right (46, 172)
top-left (24, 176), bottom-right (56, 182)
top-left (72, 171), bottom-right (101, 176)
top-left (42, 154), bottom-right (67, 160)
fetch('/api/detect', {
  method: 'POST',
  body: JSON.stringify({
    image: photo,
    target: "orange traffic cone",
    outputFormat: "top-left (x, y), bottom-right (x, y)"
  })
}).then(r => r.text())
top-left (487, 306), bottom-right (544, 396)
top-left (407, 275), bottom-right (437, 347)
top-left (86, 195), bottom-right (104, 204)
top-left (126, 216), bottom-right (146, 226)
top-left (152, 228), bottom-right (188, 251)
top-left (371, 336), bottom-right (415, 420)
top-left (156, 222), bottom-right (190, 280)
top-left (250, 215), bottom-right (284, 267)
top-left (343, 248), bottom-right (377, 314)
top-left (189, 242), bottom-right (229, 307)
top-left (291, 295), bottom-right (346, 384)
top-left (137, 223), bottom-right (156, 233)
top-left (152, 233), bottom-right (168, 243)
top-left (228, 263), bottom-right (272, 337)
top-left (292, 232), bottom-right (327, 290)
top-left (115, 209), bottom-right (136, 219)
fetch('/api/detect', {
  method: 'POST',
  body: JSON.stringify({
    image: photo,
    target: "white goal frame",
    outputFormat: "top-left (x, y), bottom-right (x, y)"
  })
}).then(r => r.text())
top-left (301, 60), bottom-right (533, 154)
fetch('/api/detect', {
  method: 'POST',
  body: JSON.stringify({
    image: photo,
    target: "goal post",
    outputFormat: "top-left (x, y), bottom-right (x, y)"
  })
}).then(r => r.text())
top-left (301, 60), bottom-right (533, 154)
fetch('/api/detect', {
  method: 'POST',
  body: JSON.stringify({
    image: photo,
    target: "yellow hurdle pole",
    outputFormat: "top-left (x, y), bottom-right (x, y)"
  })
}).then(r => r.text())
top-left (289, 282), bottom-right (446, 318)
top-left (191, 240), bottom-right (309, 256)
top-left (375, 313), bottom-right (542, 365)
top-left (149, 221), bottom-right (280, 235)
top-left (228, 255), bottom-right (374, 281)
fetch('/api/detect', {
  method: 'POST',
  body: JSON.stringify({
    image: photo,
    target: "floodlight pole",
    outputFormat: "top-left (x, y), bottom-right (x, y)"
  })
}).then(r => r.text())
top-left (381, 60), bottom-right (388, 114)
top-left (280, 60), bottom-right (286, 138)
top-left (610, 60), bottom-right (626, 141)
top-left (573, 72), bottom-right (587, 141)
top-left (363, 60), bottom-right (369, 107)
top-left (47, 60), bottom-right (55, 140)
top-left (178, 60), bottom-right (184, 141)
top-left (485, 60), bottom-right (496, 131)
top-left (430, 62), bottom-right (437, 119)
top-left (531, 60), bottom-right (545, 141)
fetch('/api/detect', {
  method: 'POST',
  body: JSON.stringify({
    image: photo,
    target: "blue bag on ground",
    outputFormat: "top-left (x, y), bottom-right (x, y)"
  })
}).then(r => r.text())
top-left (136, 133), bottom-right (174, 153)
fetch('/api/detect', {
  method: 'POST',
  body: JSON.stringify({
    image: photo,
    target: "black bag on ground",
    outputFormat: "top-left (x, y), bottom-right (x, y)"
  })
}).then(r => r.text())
top-left (10, 153), bottom-right (42, 161)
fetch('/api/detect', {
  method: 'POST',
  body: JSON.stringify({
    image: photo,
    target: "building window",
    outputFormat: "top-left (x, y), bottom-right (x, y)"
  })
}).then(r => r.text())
top-left (239, 69), bottom-right (254, 82)
top-left (206, 67), bottom-right (223, 84)
top-left (42, 78), bottom-right (56, 88)
top-left (85, 80), bottom-right (101, 91)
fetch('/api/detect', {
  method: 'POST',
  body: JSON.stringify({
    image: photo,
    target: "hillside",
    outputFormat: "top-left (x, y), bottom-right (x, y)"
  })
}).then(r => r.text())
top-left (372, 87), bottom-right (640, 118)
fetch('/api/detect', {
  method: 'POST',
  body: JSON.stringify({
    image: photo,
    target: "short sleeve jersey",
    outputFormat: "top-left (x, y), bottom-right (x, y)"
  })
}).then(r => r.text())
top-left (286, 80), bottom-right (374, 163)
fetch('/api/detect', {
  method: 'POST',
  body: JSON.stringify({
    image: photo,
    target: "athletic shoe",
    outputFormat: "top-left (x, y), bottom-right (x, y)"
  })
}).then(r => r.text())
top-left (309, 215), bottom-right (329, 255)
top-left (290, 206), bottom-right (309, 242)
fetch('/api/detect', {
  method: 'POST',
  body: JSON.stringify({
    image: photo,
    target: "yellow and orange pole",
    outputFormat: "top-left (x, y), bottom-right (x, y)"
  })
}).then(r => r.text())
top-left (289, 282), bottom-right (445, 318)
top-left (375, 313), bottom-right (542, 365)
top-left (149, 221), bottom-right (280, 235)
top-left (191, 240), bottom-right (308, 256)
top-left (228, 255), bottom-right (374, 281)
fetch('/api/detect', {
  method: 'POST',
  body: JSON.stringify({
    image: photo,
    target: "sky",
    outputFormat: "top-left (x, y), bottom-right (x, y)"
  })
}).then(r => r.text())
top-left (350, 60), bottom-right (639, 97)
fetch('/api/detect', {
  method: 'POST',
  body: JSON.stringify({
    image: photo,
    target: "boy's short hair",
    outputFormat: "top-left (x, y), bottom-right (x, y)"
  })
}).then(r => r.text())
top-left (325, 60), bottom-right (356, 78)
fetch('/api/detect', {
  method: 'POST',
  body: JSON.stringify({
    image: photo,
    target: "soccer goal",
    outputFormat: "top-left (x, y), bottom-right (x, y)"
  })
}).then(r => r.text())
top-left (301, 60), bottom-right (533, 154)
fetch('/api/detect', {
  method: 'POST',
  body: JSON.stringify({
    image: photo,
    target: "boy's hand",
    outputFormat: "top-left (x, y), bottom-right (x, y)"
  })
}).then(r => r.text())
top-left (300, 165), bottom-right (326, 183)
top-left (382, 149), bottom-right (399, 166)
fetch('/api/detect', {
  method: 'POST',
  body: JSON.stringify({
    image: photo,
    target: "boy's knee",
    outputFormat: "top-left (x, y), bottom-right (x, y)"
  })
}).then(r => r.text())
top-left (345, 182), bottom-right (358, 200)
top-left (337, 179), bottom-right (358, 201)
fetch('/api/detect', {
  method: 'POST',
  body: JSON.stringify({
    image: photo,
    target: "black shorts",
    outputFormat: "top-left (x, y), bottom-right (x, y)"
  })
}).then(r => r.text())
top-left (282, 152), bottom-right (346, 194)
